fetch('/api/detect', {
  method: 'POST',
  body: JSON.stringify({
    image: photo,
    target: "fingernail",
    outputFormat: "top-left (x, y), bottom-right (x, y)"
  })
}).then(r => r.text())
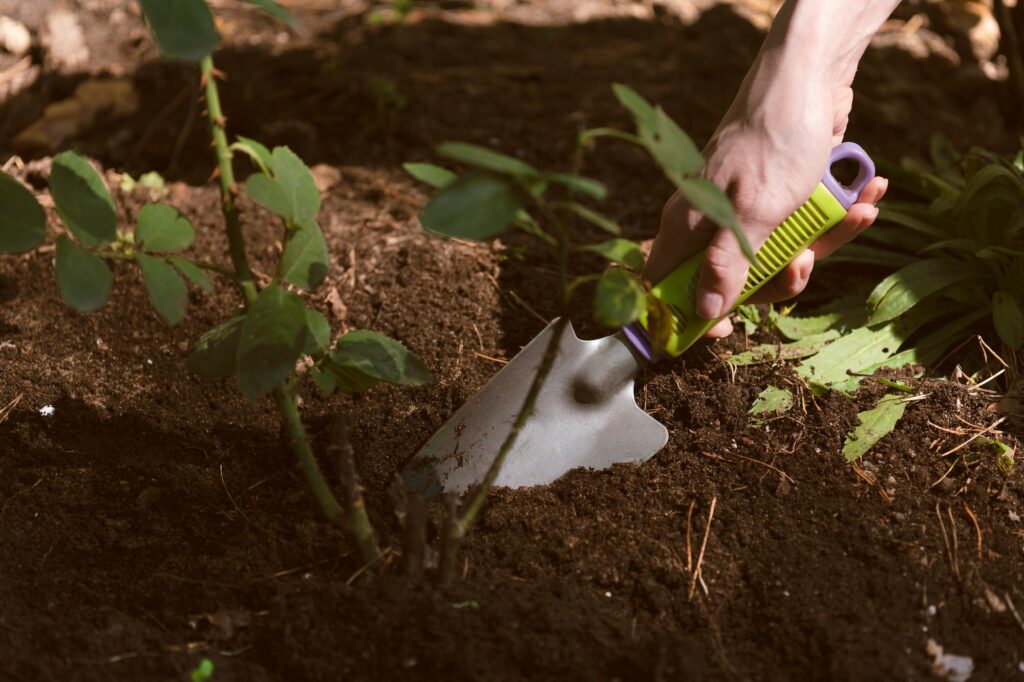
top-left (880, 178), bottom-right (890, 196)
top-left (697, 291), bottom-right (724, 319)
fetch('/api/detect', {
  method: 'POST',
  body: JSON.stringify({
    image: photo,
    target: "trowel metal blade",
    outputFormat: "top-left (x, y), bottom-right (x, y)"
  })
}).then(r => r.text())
top-left (403, 318), bottom-right (669, 496)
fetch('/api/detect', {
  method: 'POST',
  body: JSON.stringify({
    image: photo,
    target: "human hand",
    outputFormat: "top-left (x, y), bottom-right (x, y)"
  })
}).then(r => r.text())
top-left (642, 56), bottom-right (888, 338)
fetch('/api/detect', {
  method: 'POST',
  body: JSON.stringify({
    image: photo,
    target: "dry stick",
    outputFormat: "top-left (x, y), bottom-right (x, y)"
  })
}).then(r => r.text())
top-left (201, 56), bottom-right (351, 542)
top-left (960, 500), bottom-right (983, 561)
top-left (331, 416), bottom-right (382, 565)
top-left (689, 496), bottom-right (718, 600)
top-left (685, 499), bottom-right (697, 573)
top-left (1006, 593), bottom-right (1024, 635)
top-left (938, 417), bottom-right (1006, 459)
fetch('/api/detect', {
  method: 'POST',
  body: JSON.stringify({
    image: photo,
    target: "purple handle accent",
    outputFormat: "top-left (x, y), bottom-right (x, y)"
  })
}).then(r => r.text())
top-left (821, 142), bottom-right (875, 210)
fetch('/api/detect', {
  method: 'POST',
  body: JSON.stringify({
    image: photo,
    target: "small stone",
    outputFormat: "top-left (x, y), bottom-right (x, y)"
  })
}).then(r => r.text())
top-left (38, 404), bottom-right (55, 417)
top-left (41, 10), bottom-right (88, 70)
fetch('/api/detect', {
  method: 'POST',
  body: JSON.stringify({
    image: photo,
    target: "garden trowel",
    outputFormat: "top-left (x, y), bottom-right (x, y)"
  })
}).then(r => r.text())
top-left (404, 143), bottom-right (875, 496)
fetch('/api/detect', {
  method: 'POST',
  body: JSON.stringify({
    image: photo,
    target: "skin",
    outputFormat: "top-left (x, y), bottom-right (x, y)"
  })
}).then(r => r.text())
top-left (643, 0), bottom-right (903, 337)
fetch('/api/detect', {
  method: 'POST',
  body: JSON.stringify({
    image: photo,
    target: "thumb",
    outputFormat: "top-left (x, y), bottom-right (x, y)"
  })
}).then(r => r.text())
top-left (694, 226), bottom-right (755, 320)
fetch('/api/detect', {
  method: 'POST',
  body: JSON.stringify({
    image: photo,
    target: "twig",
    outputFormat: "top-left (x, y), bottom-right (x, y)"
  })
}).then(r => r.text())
top-left (725, 452), bottom-right (796, 485)
top-left (960, 500), bottom-right (982, 561)
top-left (978, 336), bottom-right (1011, 370)
top-left (935, 502), bottom-right (960, 581)
top-left (938, 418), bottom-right (1006, 458)
top-left (685, 499), bottom-right (696, 573)
top-left (0, 394), bottom-right (21, 424)
top-left (689, 496), bottom-right (717, 600)
top-left (473, 352), bottom-right (508, 365)
top-left (948, 505), bottom-right (960, 581)
top-left (1006, 593), bottom-right (1024, 635)
top-left (345, 548), bottom-right (392, 587)
top-left (507, 290), bottom-right (549, 325)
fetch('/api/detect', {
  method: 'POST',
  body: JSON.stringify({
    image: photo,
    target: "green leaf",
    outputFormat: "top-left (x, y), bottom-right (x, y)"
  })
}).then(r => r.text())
top-left (330, 330), bottom-right (433, 392)
top-left (514, 211), bottom-right (556, 246)
top-left (769, 292), bottom-right (869, 340)
top-left (579, 239), bottom-right (644, 271)
top-left (137, 0), bottom-right (217, 61)
top-left (280, 219), bottom-right (328, 290)
top-left (136, 253), bottom-right (188, 325)
top-left (187, 316), bottom-right (243, 379)
top-left (54, 234), bottom-right (112, 313)
top-left (404, 162), bottom-right (456, 189)
top-left (842, 394), bottom-right (911, 461)
top-left (304, 308), bottom-right (331, 353)
top-left (993, 291), bottom-right (1024, 349)
top-left (642, 107), bottom-right (703, 182)
top-left (750, 386), bottom-right (793, 418)
top-left (232, 136), bottom-right (273, 174)
top-left (136, 203), bottom-right (195, 252)
top-left (546, 173), bottom-right (607, 201)
top-left (612, 83), bottom-right (657, 131)
top-left (867, 259), bottom-right (976, 325)
top-left (235, 284), bottom-right (309, 400)
top-left (311, 365), bottom-right (338, 395)
top-left (244, 146), bottom-right (321, 225)
top-left (170, 257), bottom-right (214, 292)
top-left (677, 178), bottom-right (753, 260)
top-left (420, 171), bottom-right (521, 240)
top-left (555, 201), bottom-right (621, 235)
top-left (50, 151), bottom-right (116, 247)
top-left (0, 172), bottom-right (46, 253)
top-left (728, 330), bottom-right (841, 366)
top-left (238, 0), bottom-right (298, 26)
top-left (437, 142), bottom-right (539, 179)
top-left (796, 307), bottom-right (945, 391)
top-left (593, 268), bottom-right (645, 328)
top-left (191, 658), bottom-right (215, 682)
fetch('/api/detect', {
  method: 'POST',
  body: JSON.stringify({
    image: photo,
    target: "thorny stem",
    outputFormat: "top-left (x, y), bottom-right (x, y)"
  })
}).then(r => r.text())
top-left (200, 56), bottom-right (361, 552)
top-left (200, 56), bottom-right (258, 307)
top-left (438, 199), bottom-right (572, 585)
top-left (331, 417), bottom-right (383, 565)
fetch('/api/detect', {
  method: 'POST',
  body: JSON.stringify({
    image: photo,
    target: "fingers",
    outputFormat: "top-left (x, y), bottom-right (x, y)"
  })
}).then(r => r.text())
top-left (705, 317), bottom-right (734, 339)
top-left (745, 250), bottom-right (815, 305)
top-left (694, 226), bottom-right (756, 319)
top-left (745, 176), bottom-right (889, 305)
top-left (810, 176), bottom-right (887, 259)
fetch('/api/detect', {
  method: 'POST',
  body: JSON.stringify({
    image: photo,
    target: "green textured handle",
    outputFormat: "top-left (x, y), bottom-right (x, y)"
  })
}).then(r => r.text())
top-left (638, 183), bottom-right (850, 358)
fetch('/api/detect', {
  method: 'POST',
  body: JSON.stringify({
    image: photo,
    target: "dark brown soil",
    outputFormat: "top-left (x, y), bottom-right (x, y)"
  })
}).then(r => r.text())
top-left (2, 2), bottom-right (1023, 681)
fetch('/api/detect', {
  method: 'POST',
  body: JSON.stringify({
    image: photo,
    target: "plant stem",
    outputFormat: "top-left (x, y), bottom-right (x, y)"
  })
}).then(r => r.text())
top-left (273, 386), bottom-right (345, 525)
top-left (200, 56), bottom-right (258, 307)
top-left (331, 416), bottom-right (382, 565)
top-left (436, 200), bottom-right (573, 586)
top-left (437, 315), bottom-right (567, 585)
top-left (199, 57), bottom-right (354, 551)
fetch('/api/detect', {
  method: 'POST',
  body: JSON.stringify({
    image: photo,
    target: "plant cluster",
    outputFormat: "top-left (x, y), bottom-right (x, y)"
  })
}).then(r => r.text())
top-left (0, 0), bottom-right (432, 567)
top-left (735, 135), bottom-right (1024, 463)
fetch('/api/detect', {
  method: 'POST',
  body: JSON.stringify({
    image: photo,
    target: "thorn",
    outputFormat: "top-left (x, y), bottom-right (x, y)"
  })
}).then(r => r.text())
top-left (199, 72), bottom-right (208, 88)
top-left (208, 166), bottom-right (221, 182)
top-left (214, 116), bottom-right (227, 128)
top-left (211, 67), bottom-right (228, 82)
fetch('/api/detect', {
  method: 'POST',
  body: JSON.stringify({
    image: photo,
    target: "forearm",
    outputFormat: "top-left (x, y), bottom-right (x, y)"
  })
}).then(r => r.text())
top-left (765, 0), bottom-right (902, 87)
